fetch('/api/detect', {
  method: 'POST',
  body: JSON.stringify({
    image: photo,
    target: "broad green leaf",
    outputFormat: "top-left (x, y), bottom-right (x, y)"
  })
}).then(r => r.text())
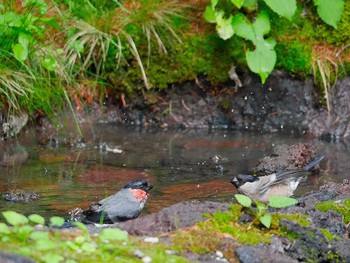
top-left (49, 216), bottom-right (65, 227)
top-left (30, 231), bottom-right (50, 240)
top-left (232, 14), bottom-right (255, 42)
top-left (29, 214), bottom-right (45, 225)
top-left (41, 253), bottom-right (64, 263)
top-left (211, 0), bottom-right (219, 8)
top-left (18, 225), bottom-right (34, 237)
top-left (231, 0), bottom-right (245, 9)
top-left (2, 211), bottom-right (29, 226)
top-left (81, 242), bottom-right (96, 252)
top-left (18, 33), bottom-right (31, 48)
top-left (41, 55), bottom-right (57, 71)
top-left (216, 13), bottom-right (234, 40)
top-left (35, 239), bottom-right (57, 250)
top-left (263, 0), bottom-right (296, 20)
top-left (99, 228), bottom-right (128, 241)
top-left (0, 223), bottom-right (10, 234)
top-left (313, 0), bottom-right (344, 29)
top-left (268, 196), bottom-right (298, 208)
top-left (259, 214), bottom-right (272, 228)
top-left (12, 43), bottom-right (28, 62)
top-left (234, 194), bottom-right (252, 207)
top-left (253, 12), bottom-right (271, 39)
top-left (246, 43), bottom-right (276, 83)
top-left (204, 6), bottom-right (216, 23)
top-left (243, 0), bottom-right (257, 11)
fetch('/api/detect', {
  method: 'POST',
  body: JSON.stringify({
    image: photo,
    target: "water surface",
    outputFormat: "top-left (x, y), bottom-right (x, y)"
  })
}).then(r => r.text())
top-left (0, 124), bottom-right (347, 220)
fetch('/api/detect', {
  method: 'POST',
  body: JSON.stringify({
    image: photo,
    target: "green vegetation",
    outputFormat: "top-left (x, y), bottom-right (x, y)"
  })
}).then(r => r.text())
top-left (0, 211), bottom-right (189, 263)
top-left (204, 0), bottom-right (344, 83)
top-left (0, 0), bottom-right (350, 123)
top-left (315, 199), bottom-right (350, 223)
top-left (234, 194), bottom-right (298, 228)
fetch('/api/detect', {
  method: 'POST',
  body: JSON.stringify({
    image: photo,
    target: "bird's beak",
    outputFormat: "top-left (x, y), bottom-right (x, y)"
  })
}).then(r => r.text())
top-left (230, 177), bottom-right (239, 187)
top-left (147, 184), bottom-right (154, 192)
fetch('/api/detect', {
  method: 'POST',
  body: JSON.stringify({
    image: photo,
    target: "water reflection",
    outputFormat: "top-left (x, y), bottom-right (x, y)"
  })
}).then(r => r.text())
top-left (0, 125), bottom-right (347, 219)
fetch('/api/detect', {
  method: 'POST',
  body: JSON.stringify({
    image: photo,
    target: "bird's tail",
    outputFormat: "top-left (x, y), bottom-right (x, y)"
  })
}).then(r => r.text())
top-left (303, 156), bottom-right (325, 171)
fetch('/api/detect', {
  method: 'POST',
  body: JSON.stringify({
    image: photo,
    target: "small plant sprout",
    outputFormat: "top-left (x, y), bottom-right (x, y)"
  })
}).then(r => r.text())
top-left (234, 194), bottom-right (298, 228)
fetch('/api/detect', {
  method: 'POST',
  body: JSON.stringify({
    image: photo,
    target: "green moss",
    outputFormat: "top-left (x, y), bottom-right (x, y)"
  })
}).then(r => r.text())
top-left (320, 228), bottom-right (339, 241)
top-left (171, 204), bottom-right (313, 256)
top-left (311, 1), bottom-right (350, 46)
top-left (271, 213), bottom-right (310, 228)
top-left (315, 199), bottom-right (350, 223)
top-left (275, 41), bottom-right (312, 77)
top-left (108, 32), bottom-right (235, 92)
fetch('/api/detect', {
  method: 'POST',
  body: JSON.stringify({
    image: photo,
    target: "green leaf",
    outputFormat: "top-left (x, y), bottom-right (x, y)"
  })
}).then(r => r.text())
top-left (35, 239), bottom-right (57, 250)
top-left (99, 228), bottom-right (128, 241)
top-left (18, 225), bottom-right (34, 237)
top-left (211, 0), bottom-right (219, 8)
top-left (41, 55), bottom-right (57, 71)
top-left (81, 242), bottom-right (96, 253)
top-left (42, 253), bottom-right (64, 263)
top-left (263, 0), bottom-right (296, 20)
top-left (216, 12), bottom-right (234, 40)
top-left (313, 0), bottom-right (344, 29)
top-left (253, 12), bottom-right (271, 38)
top-left (204, 6), bottom-right (216, 23)
top-left (0, 223), bottom-right (10, 234)
top-left (246, 42), bottom-right (276, 83)
top-left (29, 214), bottom-right (45, 225)
top-left (259, 214), bottom-right (272, 228)
top-left (18, 33), bottom-right (31, 48)
top-left (49, 216), bottom-right (65, 227)
top-left (268, 196), bottom-right (298, 208)
top-left (30, 231), bottom-right (50, 241)
top-left (234, 194), bottom-right (252, 207)
top-left (243, 0), bottom-right (257, 12)
top-left (12, 43), bottom-right (28, 62)
top-left (2, 211), bottom-right (29, 226)
top-left (231, 0), bottom-right (245, 9)
top-left (232, 13), bottom-right (255, 42)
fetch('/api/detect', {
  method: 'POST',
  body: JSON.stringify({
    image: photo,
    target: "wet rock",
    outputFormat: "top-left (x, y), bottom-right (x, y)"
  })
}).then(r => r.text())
top-left (306, 77), bottom-right (350, 140)
top-left (3, 190), bottom-right (41, 202)
top-left (1, 112), bottom-right (28, 139)
top-left (118, 201), bottom-right (230, 236)
top-left (279, 219), bottom-right (338, 262)
top-left (0, 252), bottom-right (36, 263)
top-left (253, 143), bottom-right (317, 174)
top-left (0, 144), bottom-right (28, 166)
top-left (235, 237), bottom-right (298, 263)
top-left (331, 239), bottom-right (350, 262)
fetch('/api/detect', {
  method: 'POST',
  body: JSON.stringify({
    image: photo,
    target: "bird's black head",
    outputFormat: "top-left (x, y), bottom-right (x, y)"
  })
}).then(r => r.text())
top-left (230, 174), bottom-right (259, 188)
top-left (123, 179), bottom-right (153, 192)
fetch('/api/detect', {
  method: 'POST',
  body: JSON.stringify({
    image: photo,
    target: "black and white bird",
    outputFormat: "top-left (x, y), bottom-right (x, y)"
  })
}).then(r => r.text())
top-left (230, 156), bottom-right (325, 202)
top-left (83, 179), bottom-right (153, 224)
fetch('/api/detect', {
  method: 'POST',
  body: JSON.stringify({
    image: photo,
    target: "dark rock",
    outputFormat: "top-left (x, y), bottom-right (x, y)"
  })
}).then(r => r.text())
top-left (3, 190), bottom-right (41, 202)
top-left (331, 239), bottom-right (350, 262)
top-left (253, 143), bottom-right (317, 174)
top-left (238, 213), bottom-right (252, 224)
top-left (279, 219), bottom-right (338, 262)
top-left (118, 201), bottom-right (230, 236)
top-left (306, 77), bottom-right (350, 139)
top-left (235, 237), bottom-right (298, 263)
top-left (0, 252), bottom-right (37, 263)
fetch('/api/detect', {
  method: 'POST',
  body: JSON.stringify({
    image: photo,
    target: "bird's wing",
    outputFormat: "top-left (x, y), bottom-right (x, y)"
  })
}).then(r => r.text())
top-left (274, 169), bottom-right (309, 184)
top-left (256, 174), bottom-right (277, 196)
top-left (99, 189), bottom-right (143, 221)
